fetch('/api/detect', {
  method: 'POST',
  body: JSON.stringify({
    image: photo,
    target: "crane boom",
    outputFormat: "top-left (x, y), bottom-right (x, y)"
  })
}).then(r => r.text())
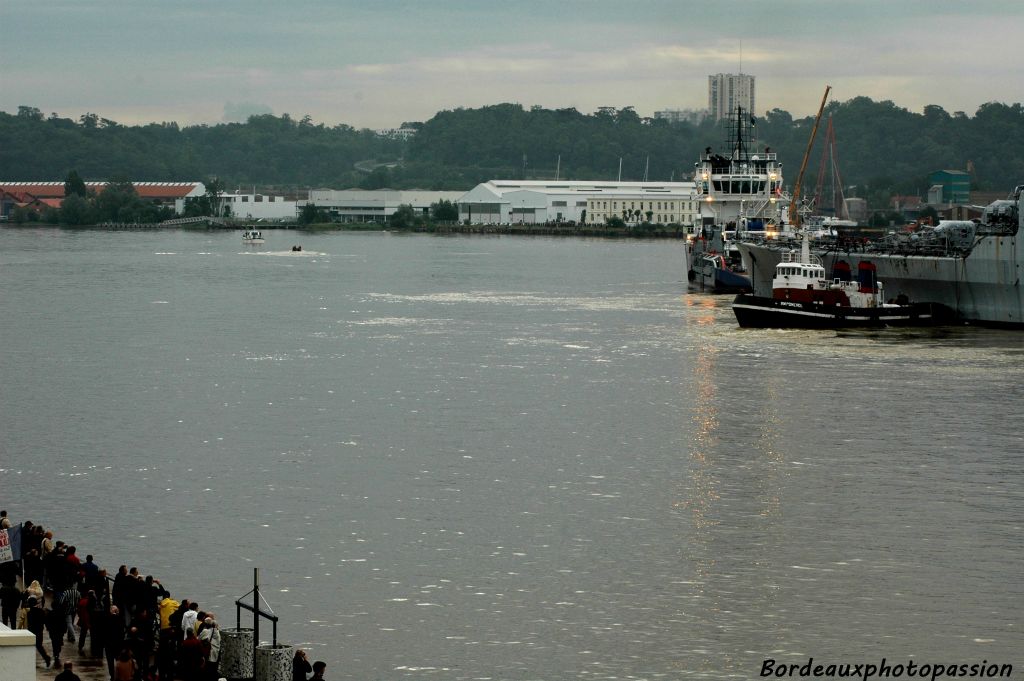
top-left (788, 85), bottom-right (832, 228)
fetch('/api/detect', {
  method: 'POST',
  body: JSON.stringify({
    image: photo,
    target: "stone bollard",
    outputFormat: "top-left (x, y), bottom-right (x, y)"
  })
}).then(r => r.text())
top-left (255, 642), bottom-right (295, 681)
top-left (218, 627), bottom-right (254, 680)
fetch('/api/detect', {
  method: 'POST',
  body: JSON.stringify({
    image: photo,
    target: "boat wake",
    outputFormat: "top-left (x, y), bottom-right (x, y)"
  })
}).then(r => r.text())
top-left (242, 250), bottom-right (329, 257)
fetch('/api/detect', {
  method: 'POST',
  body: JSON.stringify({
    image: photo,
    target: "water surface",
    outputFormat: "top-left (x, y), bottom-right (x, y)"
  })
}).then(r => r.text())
top-left (1, 228), bottom-right (1021, 679)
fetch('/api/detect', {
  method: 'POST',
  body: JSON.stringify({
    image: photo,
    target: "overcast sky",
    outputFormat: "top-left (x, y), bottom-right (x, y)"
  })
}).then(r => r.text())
top-left (1, 0), bottom-right (1021, 129)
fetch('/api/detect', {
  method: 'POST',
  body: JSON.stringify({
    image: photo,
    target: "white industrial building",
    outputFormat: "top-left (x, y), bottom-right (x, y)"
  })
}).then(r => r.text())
top-left (219, 191), bottom-right (298, 220)
top-left (458, 180), bottom-right (698, 226)
top-left (302, 189), bottom-right (464, 223)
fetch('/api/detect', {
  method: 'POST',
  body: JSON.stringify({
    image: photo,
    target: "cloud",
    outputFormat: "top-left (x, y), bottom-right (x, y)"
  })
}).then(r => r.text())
top-left (223, 101), bottom-right (274, 123)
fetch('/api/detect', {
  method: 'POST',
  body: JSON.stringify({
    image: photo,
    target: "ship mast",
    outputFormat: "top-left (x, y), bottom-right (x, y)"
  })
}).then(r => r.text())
top-left (789, 85), bottom-right (831, 229)
top-left (813, 116), bottom-right (847, 219)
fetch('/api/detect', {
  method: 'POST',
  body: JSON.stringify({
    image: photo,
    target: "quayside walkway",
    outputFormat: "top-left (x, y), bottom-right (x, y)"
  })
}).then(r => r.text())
top-left (1, 513), bottom-right (289, 681)
top-left (33, 640), bottom-right (107, 681)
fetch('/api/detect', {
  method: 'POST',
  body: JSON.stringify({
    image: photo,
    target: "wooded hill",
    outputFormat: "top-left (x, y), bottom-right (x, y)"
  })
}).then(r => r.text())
top-left (2, 98), bottom-right (1022, 206)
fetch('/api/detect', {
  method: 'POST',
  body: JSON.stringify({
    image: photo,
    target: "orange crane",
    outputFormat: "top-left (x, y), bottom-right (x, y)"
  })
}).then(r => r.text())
top-left (788, 85), bottom-right (832, 229)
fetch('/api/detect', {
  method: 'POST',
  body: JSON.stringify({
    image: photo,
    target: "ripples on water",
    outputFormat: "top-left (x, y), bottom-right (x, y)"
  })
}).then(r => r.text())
top-left (1, 229), bottom-right (1021, 679)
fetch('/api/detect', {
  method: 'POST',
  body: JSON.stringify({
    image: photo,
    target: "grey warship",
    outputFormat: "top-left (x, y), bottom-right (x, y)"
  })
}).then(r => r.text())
top-left (736, 185), bottom-right (1024, 327)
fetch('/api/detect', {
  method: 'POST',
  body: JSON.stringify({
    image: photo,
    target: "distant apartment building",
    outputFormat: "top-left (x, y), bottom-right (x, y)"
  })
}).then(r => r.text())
top-left (375, 127), bottom-right (418, 140)
top-left (708, 73), bottom-right (756, 121)
top-left (653, 108), bottom-right (709, 125)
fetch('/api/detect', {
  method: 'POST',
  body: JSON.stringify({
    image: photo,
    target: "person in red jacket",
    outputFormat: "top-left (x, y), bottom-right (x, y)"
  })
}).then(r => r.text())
top-left (180, 628), bottom-right (206, 678)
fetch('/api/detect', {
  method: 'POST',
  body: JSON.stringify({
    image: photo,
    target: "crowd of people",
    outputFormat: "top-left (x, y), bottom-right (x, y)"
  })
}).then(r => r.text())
top-left (0, 511), bottom-right (327, 681)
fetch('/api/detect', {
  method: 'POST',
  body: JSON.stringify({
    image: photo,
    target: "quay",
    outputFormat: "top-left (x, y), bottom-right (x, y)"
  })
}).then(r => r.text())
top-left (1, 516), bottom-right (302, 681)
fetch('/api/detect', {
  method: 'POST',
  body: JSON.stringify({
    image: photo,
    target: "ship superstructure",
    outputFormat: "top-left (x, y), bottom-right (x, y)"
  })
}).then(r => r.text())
top-left (694, 106), bottom-right (788, 234)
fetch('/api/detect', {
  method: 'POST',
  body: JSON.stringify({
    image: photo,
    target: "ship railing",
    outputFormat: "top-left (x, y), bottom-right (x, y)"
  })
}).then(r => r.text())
top-left (741, 198), bottom-right (772, 217)
top-left (780, 250), bottom-right (823, 266)
top-left (699, 152), bottom-right (777, 162)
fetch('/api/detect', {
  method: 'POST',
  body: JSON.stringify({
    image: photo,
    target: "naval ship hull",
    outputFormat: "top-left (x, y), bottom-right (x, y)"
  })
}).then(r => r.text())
top-left (738, 235), bottom-right (1024, 327)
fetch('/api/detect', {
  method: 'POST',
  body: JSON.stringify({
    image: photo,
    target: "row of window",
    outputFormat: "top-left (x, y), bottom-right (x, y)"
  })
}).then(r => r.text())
top-left (587, 212), bottom-right (696, 224)
top-left (778, 266), bottom-right (824, 277)
top-left (223, 195), bottom-right (279, 203)
top-left (590, 201), bottom-right (696, 211)
top-left (711, 180), bottom-right (771, 194)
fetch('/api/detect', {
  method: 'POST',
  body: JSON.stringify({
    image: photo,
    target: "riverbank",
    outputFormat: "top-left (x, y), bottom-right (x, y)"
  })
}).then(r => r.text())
top-left (3, 220), bottom-right (691, 238)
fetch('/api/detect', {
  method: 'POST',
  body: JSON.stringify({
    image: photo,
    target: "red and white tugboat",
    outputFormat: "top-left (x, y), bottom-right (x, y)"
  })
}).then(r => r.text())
top-left (731, 235), bottom-right (951, 328)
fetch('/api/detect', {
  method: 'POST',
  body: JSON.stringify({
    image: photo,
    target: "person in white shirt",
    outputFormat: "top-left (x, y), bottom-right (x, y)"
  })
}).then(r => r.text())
top-left (199, 616), bottom-right (222, 677)
top-left (181, 602), bottom-right (199, 637)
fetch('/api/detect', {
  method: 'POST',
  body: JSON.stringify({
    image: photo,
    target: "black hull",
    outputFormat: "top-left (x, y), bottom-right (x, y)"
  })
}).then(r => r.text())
top-left (732, 295), bottom-right (953, 329)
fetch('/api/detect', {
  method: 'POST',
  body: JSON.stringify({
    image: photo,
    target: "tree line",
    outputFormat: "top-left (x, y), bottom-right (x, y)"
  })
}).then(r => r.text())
top-left (3, 98), bottom-right (1022, 210)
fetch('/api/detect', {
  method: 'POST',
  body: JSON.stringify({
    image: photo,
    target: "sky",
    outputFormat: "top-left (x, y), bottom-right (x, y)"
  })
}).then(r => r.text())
top-left (1, 0), bottom-right (1022, 130)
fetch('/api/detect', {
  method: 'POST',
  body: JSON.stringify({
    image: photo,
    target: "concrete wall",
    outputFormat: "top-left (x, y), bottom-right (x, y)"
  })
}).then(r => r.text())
top-left (0, 624), bottom-right (35, 681)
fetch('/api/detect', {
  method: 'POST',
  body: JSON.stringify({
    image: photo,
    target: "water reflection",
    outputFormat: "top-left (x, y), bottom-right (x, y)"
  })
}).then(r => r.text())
top-left (679, 293), bottom-right (792, 674)
top-left (680, 294), bottom-right (723, 674)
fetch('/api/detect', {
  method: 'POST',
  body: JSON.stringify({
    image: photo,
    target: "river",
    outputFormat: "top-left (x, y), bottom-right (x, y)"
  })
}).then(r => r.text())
top-left (1, 227), bottom-right (1021, 679)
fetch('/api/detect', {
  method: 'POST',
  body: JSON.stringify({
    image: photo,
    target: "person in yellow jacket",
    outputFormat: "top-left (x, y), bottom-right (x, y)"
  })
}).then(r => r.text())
top-left (159, 596), bottom-right (179, 630)
top-left (157, 597), bottom-right (182, 681)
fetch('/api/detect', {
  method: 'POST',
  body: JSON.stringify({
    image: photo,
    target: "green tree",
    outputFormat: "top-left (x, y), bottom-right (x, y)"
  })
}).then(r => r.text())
top-left (183, 195), bottom-right (212, 217)
top-left (41, 205), bottom-right (61, 223)
top-left (64, 169), bottom-right (87, 198)
top-left (204, 177), bottom-right (225, 217)
top-left (298, 202), bottom-right (322, 224)
top-left (360, 166), bottom-right (392, 190)
top-left (95, 179), bottom-right (145, 222)
top-left (389, 204), bottom-right (420, 230)
top-left (10, 205), bottom-right (39, 223)
top-left (17, 106), bottom-right (44, 120)
top-left (60, 193), bottom-right (95, 225)
top-left (430, 199), bottom-right (458, 222)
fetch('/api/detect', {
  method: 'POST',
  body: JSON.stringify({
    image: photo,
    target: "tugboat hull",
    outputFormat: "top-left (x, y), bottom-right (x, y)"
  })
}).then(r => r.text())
top-left (732, 295), bottom-right (952, 329)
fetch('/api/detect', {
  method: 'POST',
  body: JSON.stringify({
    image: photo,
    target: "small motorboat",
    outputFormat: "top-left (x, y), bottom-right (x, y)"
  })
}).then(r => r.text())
top-left (242, 229), bottom-right (265, 244)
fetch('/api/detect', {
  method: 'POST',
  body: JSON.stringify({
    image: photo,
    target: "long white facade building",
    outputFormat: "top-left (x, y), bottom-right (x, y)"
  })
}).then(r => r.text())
top-left (303, 189), bottom-right (463, 223)
top-left (458, 180), bottom-right (698, 226)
